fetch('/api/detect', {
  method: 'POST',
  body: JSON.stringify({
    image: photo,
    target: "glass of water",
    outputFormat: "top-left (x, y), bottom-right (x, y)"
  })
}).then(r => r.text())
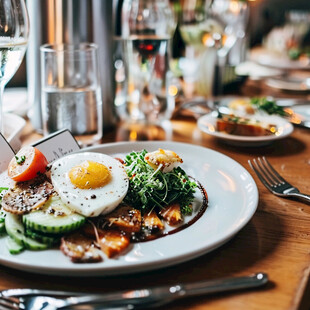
top-left (40, 43), bottom-right (103, 147)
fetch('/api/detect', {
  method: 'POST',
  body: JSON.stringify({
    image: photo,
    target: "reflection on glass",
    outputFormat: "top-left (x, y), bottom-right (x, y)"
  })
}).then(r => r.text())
top-left (0, 0), bottom-right (29, 135)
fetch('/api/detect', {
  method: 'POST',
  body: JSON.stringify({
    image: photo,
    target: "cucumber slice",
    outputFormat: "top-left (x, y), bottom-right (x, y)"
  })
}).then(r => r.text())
top-left (25, 229), bottom-right (60, 246)
top-left (5, 212), bottom-right (27, 246)
top-left (23, 196), bottom-right (85, 234)
top-left (0, 222), bottom-right (5, 234)
top-left (6, 236), bottom-right (24, 254)
top-left (5, 212), bottom-right (48, 251)
top-left (0, 210), bottom-right (6, 233)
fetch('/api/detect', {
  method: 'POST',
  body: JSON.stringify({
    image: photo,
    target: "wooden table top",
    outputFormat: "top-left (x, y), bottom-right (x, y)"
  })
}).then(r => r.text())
top-left (2, 79), bottom-right (310, 310)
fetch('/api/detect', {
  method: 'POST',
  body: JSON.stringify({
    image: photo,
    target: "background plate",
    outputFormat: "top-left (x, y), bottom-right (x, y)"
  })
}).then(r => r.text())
top-left (198, 112), bottom-right (294, 147)
top-left (250, 47), bottom-right (310, 70)
top-left (0, 141), bottom-right (258, 276)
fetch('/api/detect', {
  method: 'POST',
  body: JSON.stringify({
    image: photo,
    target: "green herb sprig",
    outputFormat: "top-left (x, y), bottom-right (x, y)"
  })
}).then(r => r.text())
top-left (250, 97), bottom-right (288, 116)
top-left (15, 155), bottom-right (26, 165)
top-left (123, 150), bottom-right (197, 215)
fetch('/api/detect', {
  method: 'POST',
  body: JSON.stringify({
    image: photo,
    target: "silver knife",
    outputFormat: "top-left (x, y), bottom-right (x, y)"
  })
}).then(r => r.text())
top-left (1, 273), bottom-right (268, 309)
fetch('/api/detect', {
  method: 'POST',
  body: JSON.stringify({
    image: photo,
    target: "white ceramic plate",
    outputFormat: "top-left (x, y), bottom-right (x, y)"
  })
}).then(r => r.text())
top-left (250, 47), bottom-right (310, 70)
top-left (235, 61), bottom-right (282, 79)
top-left (198, 112), bottom-right (294, 146)
top-left (265, 76), bottom-right (310, 92)
top-left (0, 141), bottom-right (258, 276)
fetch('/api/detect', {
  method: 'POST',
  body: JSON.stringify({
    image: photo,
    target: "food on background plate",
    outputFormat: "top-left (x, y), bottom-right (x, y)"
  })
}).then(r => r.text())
top-left (0, 146), bottom-right (208, 263)
top-left (216, 113), bottom-right (277, 137)
top-left (228, 98), bottom-right (256, 115)
top-left (228, 97), bottom-right (288, 117)
top-left (263, 23), bottom-right (310, 63)
top-left (213, 97), bottom-right (289, 137)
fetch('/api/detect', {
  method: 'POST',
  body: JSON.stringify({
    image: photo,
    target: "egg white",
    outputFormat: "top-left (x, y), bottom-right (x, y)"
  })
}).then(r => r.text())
top-left (50, 152), bottom-right (129, 217)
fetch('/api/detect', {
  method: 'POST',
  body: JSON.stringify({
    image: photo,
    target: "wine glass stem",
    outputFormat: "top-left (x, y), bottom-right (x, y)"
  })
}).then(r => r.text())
top-left (139, 57), bottom-right (156, 116)
top-left (0, 82), bottom-right (5, 135)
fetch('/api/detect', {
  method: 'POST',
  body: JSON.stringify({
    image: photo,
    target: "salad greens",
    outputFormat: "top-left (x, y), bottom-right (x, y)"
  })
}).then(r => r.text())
top-left (124, 150), bottom-right (197, 215)
top-left (0, 187), bottom-right (8, 194)
top-left (250, 97), bottom-right (288, 116)
top-left (288, 47), bottom-right (310, 60)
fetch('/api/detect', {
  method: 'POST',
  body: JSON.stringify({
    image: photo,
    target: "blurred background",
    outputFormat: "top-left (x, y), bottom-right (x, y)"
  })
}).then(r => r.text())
top-left (9, 0), bottom-right (310, 88)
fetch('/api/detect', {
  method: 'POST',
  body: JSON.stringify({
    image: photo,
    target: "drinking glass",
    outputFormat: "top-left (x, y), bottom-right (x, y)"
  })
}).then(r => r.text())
top-left (120, 0), bottom-right (176, 124)
top-left (177, 0), bottom-right (245, 97)
top-left (0, 0), bottom-right (29, 135)
top-left (40, 43), bottom-right (103, 147)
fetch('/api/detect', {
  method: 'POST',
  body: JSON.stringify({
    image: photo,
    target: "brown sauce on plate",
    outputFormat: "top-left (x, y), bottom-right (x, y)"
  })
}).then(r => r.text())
top-left (131, 178), bottom-right (209, 243)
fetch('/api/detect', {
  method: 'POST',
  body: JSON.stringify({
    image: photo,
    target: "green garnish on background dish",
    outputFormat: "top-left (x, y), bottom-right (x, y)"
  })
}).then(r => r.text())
top-left (250, 97), bottom-right (289, 116)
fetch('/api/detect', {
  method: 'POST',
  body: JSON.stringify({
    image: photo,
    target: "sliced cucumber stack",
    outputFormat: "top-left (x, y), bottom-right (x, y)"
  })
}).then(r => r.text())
top-left (23, 195), bottom-right (85, 234)
top-left (0, 210), bottom-right (6, 234)
top-left (6, 236), bottom-right (24, 254)
top-left (24, 229), bottom-right (61, 246)
top-left (5, 212), bottom-right (48, 251)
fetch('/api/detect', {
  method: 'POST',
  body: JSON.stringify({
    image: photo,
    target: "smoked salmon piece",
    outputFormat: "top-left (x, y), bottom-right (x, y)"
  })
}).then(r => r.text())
top-left (160, 203), bottom-right (183, 226)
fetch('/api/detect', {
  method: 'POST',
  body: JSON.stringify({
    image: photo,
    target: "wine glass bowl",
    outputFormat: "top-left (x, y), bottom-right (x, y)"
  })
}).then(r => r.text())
top-left (177, 0), bottom-right (246, 98)
top-left (206, 0), bottom-right (248, 57)
top-left (120, 0), bottom-right (176, 124)
top-left (0, 0), bottom-right (29, 135)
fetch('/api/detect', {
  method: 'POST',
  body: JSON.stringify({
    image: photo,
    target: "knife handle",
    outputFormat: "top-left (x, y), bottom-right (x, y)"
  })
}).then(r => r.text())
top-left (63, 273), bottom-right (268, 309)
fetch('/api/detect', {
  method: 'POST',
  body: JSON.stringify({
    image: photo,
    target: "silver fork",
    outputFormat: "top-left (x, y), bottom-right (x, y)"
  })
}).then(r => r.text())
top-left (248, 157), bottom-right (310, 203)
top-left (0, 273), bottom-right (268, 310)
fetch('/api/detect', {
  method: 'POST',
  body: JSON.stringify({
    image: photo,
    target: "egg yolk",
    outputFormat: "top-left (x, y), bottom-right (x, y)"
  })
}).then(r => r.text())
top-left (69, 161), bottom-right (111, 189)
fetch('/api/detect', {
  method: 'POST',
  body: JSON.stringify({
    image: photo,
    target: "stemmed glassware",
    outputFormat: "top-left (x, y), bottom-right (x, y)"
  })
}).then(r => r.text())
top-left (177, 0), bottom-right (247, 97)
top-left (0, 0), bottom-right (29, 135)
top-left (121, 0), bottom-right (176, 124)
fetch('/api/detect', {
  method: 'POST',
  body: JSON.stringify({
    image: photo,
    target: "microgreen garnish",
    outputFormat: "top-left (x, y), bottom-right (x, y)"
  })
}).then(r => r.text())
top-left (123, 150), bottom-right (197, 215)
top-left (15, 155), bottom-right (26, 165)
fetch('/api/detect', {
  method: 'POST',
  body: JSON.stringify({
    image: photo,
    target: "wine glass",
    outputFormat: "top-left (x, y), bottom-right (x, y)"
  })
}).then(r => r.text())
top-left (121, 0), bottom-right (176, 124)
top-left (205, 0), bottom-right (248, 59)
top-left (177, 0), bottom-right (246, 97)
top-left (0, 0), bottom-right (29, 135)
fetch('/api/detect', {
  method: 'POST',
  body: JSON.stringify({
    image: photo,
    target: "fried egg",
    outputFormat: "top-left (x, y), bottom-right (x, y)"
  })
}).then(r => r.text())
top-left (50, 152), bottom-right (129, 217)
top-left (144, 149), bottom-right (183, 173)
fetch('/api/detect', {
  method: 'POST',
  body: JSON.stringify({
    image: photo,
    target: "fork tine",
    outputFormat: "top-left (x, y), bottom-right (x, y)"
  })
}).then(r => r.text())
top-left (255, 158), bottom-right (275, 185)
top-left (261, 156), bottom-right (286, 184)
top-left (248, 159), bottom-right (273, 192)
top-left (0, 296), bottom-right (20, 310)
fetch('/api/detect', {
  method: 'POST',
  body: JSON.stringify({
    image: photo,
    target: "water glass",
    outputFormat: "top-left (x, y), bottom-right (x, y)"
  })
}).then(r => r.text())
top-left (40, 43), bottom-right (103, 146)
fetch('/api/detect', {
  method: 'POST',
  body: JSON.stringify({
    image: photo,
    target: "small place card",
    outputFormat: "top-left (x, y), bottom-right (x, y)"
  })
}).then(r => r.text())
top-left (32, 129), bottom-right (81, 163)
top-left (0, 133), bottom-right (15, 173)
